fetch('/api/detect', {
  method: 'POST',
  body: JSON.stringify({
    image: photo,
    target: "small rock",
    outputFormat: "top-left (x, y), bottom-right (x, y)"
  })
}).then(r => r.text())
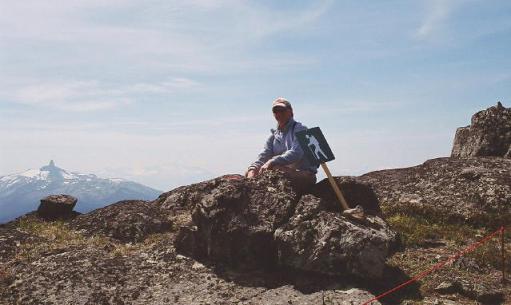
top-left (460, 167), bottom-right (486, 180)
top-left (460, 282), bottom-right (504, 303)
top-left (434, 281), bottom-right (461, 294)
top-left (192, 262), bottom-right (205, 270)
top-left (176, 254), bottom-right (187, 260)
top-left (37, 194), bottom-right (77, 220)
top-left (70, 200), bottom-right (172, 243)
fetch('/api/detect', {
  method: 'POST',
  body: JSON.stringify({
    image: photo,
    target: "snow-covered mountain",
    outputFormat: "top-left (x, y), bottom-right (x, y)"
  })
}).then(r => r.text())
top-left (0, 161), bottom-right (162, 223)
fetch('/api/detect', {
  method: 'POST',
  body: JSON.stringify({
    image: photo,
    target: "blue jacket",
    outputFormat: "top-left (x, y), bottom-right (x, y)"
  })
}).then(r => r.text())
top-left (250, 118), bottom-right (318, 174)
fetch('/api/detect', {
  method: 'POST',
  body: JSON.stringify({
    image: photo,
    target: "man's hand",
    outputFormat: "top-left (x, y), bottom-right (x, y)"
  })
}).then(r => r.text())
top-left (246, 169), bottom-right (256, 178)
top-left (260, 160), bottom-right (273, 174)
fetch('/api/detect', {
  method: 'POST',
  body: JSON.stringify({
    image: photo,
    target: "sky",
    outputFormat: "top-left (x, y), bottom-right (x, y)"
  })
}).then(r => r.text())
top-left (1, 0), bottom-right (510, 191)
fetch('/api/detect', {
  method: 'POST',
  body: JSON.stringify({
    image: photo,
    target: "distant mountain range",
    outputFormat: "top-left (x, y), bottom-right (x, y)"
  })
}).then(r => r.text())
top-left (0, 161), bottom-right (162, 223)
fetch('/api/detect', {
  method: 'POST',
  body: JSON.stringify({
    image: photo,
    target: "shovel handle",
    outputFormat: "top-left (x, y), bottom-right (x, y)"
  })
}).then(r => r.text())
top-left (321, 163), bottom-right (350, 211)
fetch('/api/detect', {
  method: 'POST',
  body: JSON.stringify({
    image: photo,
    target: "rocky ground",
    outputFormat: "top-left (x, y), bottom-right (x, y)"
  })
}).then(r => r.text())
top-left (0, 162), bottom-right (509, 305)
top-left (0, 216), bottom-right (380, 305)
top-left (358, 156), bottom-right (511, 227)
top-left (1, 172), bottom-right (399, 305)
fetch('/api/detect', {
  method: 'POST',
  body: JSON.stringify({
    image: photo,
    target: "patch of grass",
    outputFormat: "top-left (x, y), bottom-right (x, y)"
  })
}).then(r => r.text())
top-left (14, 216), bottom-right (132, 261)
top-left (466, 230), bottom-right (510, 273)
top-left (17, 217), bottom-right (81, 243)
top-left (109, 232), bottom-right (173, 258)
top-left (14, 216), bottom-right (176, 262)
top-left (387, 213), bottom-right (510, 272)
top-left (382, 203), bottom-right (510, 230)
top-left (110, 243), bottom-right (136, 258)
top-left (15, 217), bottom-right (85, 261)
top-left (143, 232), bottom-right (172, 245)
top-left (387, 214), bottom-right (481, 247)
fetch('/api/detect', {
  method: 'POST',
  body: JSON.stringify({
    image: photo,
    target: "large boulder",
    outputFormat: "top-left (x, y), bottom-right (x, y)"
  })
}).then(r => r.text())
top-left (170, 171), bottom-right (299, 268)
top-left (37, 194), bottom-right (78, 220)
top-left (274, 195), bottom-right (399, 280)
top-left (70, 200), bottom-right (172, 243)
top-left (157, 171), bottom-right (398, 281)
top-left (451, 102), bottom-right (511, 158)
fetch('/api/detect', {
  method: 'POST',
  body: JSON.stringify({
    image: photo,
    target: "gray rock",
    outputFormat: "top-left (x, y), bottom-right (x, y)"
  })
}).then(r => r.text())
top-left (172, 171), bottom-right (299, 268)
top-left (451, 102), bottom-right (511, 158)
top-left (358, 157), bottom-right (511, 226)
top-left (70, 200), bottom-right (172, 243)
top-left (0, 224), bottom-right (42, 264)
top-left (166, 172), bottom-right (398, 281)
top-left (37, 194), bottom-right (78, 220)
top-left (459, 281), bottom-right (504, 304)
top-left (248, 286), bottom-right (382, 305)
top-left (1, 226), bottom-right (382, 305)
top-left (459, 167), bottom-right (487, 180)
top-left (425, 298), bottom-right (460, 305)
top-left (434, 281), bottom-right (461, 294)
top-left (274, 195), bottom-right (399, 280)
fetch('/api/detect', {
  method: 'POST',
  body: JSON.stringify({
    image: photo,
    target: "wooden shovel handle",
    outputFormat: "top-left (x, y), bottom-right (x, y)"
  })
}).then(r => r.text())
top-left (321, 163), bottom-right (350, 211)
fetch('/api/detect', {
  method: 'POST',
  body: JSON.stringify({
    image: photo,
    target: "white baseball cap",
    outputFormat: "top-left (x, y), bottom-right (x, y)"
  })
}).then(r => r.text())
top-left (272, 97), bottom-right (292, 110)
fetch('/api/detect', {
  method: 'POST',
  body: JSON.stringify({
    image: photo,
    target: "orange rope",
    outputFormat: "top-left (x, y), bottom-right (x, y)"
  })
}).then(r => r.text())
top-left (362, 226), bottom-right (504, 305)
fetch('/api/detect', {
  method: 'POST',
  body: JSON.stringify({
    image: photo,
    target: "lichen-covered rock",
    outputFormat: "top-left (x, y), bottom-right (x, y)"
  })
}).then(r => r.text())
top-left (248, 286), bottom-right (381, 305)
top-left (160, 172), bottom-right (398, 280)
top-left (172, 171), bottom-right (299, 268)
top-left (451, 102), bottom-right (511, 158)
top-left (459, 280), bottom-right (504, 303)
top-left (0, 226), bottom-right (42, 264)
top-left (358, 157), bottom-right (511, 226)
top-left (153, 174), bottom-right (247, 230)
top-left (37, 194), bottom-right (78, 220)
top-left (70, 200), bottom-right (172, 243)
top-left (2, 230), bottom-right (382, 305)
top-left (274, 195), bottom-right (399, 280)
top-left (1, 163), bottom-right (508, 304)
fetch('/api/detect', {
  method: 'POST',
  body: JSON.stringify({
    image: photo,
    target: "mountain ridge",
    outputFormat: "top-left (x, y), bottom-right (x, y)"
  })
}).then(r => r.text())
top-left (0, 160), bottom-right (162, 223)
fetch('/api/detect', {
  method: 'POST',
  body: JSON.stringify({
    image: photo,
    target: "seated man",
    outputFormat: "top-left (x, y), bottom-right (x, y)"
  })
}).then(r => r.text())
top-left (245, 98), bottom-right (318, 190)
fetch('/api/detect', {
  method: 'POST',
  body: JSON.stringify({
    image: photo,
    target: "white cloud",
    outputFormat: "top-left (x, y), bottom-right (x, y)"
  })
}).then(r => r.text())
top-left (9, 78), bottom-right (200, 112)
top-left (14, 81), bottom-right (132, 112)
top-left (130, 78), bottom-right (200, 94)
top-left (0, 1), bottom-right (331, 74)
top-left (231, 0), bottom-right (333, 41)
top-left (415, 0), bottom-right (460, 40)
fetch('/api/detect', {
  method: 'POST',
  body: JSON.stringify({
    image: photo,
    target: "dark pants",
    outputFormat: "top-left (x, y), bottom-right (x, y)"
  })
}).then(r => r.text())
top-left (272, 165), bottom-right (316, 192)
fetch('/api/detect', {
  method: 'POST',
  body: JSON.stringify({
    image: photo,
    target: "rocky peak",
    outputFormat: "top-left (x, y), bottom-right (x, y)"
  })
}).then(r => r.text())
top-left (451, 102), bottom-right (511, 158)
top-left (40, 160), bottom-right (57, 171)
top-left (39, 160), bottom-right (65, 180)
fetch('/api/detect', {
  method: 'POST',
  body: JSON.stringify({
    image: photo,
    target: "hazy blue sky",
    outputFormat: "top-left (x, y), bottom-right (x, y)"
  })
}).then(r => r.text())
top-left (1, 0), bottom-right (510, 190)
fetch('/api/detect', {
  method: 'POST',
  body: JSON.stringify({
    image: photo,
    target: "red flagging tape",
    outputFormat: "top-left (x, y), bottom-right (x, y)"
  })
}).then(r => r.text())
top-left (361, 226), bottom-right (504, 305)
